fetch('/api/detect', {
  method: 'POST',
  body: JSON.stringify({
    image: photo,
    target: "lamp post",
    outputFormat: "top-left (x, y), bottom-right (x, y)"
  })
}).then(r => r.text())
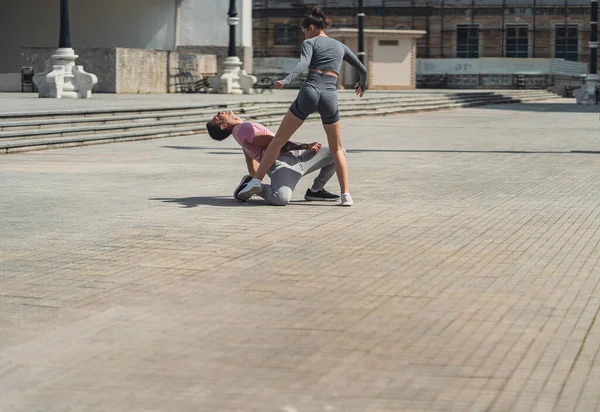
top-left (33, 0), bottom-right (97, 99)
top-left (354, 0), bottom-right (366, 87)
top-left (228, 0), bottom-right (238, 57)
top-left (575, 0), bottom-right (599, 104)
top-left (358, 0), bottom-right (365, 64)
top-left (59, 0), bottom-right (71, 48)
top-left (211, 0), bottom-right (256, 94)
top-left (589, 0), bottom-right (598, 81)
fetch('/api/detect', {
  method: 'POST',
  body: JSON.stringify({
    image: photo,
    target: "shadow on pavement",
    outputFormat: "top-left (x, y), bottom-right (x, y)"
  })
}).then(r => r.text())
top-left (478, 102), bottom-right (600, 113)
top-left (150, 196), bottom-right (264, 208)
top-left (348, 149), bottom-right (600, 155)
top-left (151, 197), bottom-right (339, 208)
top-left (162, 146), bottom-right (242, 152)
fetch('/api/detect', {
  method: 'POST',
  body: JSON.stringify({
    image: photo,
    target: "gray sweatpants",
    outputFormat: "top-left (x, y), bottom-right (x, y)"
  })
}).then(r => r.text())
top-left (259, 147), bottom-right (338, 206)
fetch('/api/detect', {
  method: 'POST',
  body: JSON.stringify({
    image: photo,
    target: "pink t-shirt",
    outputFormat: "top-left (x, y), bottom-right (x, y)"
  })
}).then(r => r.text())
top-left (231, 122), bottom-right (274, 162)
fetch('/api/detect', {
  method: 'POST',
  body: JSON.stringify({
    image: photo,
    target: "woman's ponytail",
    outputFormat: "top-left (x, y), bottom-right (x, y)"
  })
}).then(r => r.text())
top-left (302, 7), bottom-right (332, 30)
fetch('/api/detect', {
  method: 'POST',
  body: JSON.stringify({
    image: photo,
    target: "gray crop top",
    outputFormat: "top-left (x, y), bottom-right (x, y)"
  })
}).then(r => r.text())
top-left (281, 36), bottom-right (368, 90)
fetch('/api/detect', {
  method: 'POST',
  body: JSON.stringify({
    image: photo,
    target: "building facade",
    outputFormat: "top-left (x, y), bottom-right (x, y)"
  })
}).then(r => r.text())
top-left (252, 0), bottom-right (596, 66)
top-left (0, 0), bottom-right (253, 92)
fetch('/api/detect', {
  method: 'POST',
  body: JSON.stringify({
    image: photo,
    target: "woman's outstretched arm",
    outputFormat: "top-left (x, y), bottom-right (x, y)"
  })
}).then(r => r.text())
top-left (280, 40), bottom-right (314, 87)
top-left (342, 43), bottom-right (368, 91)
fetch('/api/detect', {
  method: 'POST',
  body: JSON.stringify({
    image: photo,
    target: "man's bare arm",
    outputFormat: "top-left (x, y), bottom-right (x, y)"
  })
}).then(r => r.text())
top-left (244, 152), bottom-right (258, 176)
top-left (281, 141), bottom-right (311, 152)
top-left (253, 134), bottom-right (310, 151)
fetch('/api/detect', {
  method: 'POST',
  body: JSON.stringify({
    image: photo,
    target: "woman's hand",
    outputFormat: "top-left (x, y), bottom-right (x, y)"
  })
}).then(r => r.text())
top-left (354, 83), bottom-right (364, 98)
top-left (307, 142), bottom-right (322, 152)
top-left (275, 81), bottom-right (284, 90)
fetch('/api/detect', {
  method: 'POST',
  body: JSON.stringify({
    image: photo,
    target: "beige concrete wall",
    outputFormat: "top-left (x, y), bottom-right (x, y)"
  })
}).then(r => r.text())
top-left (116, 48), bottom-right (217, 94)
top-left (20, 47), bottom-right (216, 94)
top-left (177, 46), bottom-right (253, 74)
top-left (371, 39), bottom-right (413, 87)
top-left (116, 49), bottom-right (168, 94)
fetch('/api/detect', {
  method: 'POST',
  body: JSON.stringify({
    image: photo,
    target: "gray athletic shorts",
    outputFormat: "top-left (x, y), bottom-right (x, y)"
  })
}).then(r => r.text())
top-left (289, 72), bottom-right (340, 125)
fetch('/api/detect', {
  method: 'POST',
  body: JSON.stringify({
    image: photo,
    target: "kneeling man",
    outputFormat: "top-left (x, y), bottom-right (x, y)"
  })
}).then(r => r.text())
top-left (206, 111), bottom-right (339, 206)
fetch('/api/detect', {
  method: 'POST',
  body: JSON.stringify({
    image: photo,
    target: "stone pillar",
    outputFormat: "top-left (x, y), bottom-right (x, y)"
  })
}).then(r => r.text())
top-left (210, 0), bottom-right (256, 94)
top-left (33, 0), bottom-right (97, 99)
top-left (575, 0), bottom-right (599, 104)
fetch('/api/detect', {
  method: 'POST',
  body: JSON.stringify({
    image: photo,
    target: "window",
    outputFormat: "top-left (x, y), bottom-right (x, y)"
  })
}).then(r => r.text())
top-left (555, 25), bottom-right (578, 61)
top-left (379, 40), bottom-right (399, 46)
top-left (274, 24), bottom-right (299, 46)
top-left (505, 26), bottom-right (529, 58)
top-left (456, 25), bottom-right (479, 58)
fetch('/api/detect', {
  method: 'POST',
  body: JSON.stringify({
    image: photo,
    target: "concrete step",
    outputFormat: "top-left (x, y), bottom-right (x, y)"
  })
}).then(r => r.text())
top-left (0, 117), bottom-right (207, 141)
top-left (0, 91), bottom-right (560, 154)
top-left (0, 90), bottom-right (555, 124)
top-left (244, 94), bottom-right (557, 120)
top-left (1, 125), bottom-right (205, 154)
top-left (0, 93), bottom-right (496, 130)
top-left (0, 96), bottom-right (461, 131)
top-left (0, 94), bottom-right (546, 141)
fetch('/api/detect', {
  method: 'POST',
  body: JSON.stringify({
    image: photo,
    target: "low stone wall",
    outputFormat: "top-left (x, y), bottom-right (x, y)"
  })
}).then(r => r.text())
top-left (0, 73), bottom-right (22, 92)
top-left (416, 58), bottom-right (587, 90)
top-left (21, 47), bottom-right (217, 94)
top-left (116, 49), bottom-right (166, 94)
top-left (177, 46), bottom-right (252, 75)
top-left (417, 73), bottom-right (584, 90)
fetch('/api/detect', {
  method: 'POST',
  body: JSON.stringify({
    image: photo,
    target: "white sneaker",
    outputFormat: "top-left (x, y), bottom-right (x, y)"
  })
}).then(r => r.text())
top-left (341, 193), bottom-right (354, 207)
top-left (233, 175), bottom-right (253, 202)
top-left (236, 178), bottom-right (262, 201)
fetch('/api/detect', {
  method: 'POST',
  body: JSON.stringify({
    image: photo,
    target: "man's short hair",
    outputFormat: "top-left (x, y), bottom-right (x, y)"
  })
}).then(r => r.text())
top-left (206, 122), bottom-right (232, 141)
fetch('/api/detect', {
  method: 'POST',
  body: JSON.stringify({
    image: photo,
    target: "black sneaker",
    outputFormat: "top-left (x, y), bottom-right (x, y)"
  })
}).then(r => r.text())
top-left (304, 188), bottom-right (340, 202)
top-left (234, 175), bottom-right (253, 202)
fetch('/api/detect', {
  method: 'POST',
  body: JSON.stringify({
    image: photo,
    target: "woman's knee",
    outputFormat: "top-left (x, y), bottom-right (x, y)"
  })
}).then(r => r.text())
top-left (329, 146), bottom-right (346, 157)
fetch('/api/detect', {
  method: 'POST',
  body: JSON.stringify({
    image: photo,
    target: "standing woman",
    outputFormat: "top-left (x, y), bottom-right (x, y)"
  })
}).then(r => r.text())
top-left (237, 7), bottom-right (367, 206)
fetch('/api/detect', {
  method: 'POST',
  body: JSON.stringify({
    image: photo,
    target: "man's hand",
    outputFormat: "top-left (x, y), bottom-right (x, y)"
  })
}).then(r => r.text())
top-left (275, 81), bottom-right (284, 90)
top-left (307, 142), bottom-right (322, 152)
top-left (354, 83), bottom-right (364, 98)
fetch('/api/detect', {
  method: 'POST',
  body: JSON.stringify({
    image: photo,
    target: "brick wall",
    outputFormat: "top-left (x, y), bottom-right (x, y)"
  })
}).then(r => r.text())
top-left (253, 6), bottom-right (597, 68)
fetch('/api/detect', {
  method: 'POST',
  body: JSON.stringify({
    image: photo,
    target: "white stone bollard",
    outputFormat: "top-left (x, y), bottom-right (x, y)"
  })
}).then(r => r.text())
top-left (211, 56), bottom-right (257, 94)
top-left (574, 74), bottom-right (599, 105)
top-left (33, 48), bottom-right (98, 99)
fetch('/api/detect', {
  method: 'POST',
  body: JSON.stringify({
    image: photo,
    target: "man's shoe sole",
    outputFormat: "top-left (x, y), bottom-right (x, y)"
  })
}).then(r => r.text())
top-left (304, 195), bottom-right (340, 202)
top-left (234, 176), bottom-right (253, 202)
top-left (237, 184), bottom-right (262, 201)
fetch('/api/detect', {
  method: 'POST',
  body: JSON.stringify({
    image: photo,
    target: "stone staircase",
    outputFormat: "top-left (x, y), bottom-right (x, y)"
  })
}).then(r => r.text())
top-left (0, 90), bottom-right (559, 154)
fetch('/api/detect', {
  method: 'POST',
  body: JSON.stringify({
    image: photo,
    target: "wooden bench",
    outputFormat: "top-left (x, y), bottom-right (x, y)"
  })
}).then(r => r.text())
top-left (417, 75), bottom-right (448, 89)
top-left (170, 68), bottom-right (213, 93)
top-left (253, 75), bottom-right (275, 94)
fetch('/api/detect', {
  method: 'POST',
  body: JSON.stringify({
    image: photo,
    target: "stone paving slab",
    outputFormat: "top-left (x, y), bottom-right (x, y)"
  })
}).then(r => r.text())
top-left (1, 99), bottom-right (600, 411)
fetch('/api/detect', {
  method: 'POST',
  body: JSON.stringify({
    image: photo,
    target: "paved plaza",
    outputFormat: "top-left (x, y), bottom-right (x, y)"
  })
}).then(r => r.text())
top-left (2, 99), bottom-right (600, 411)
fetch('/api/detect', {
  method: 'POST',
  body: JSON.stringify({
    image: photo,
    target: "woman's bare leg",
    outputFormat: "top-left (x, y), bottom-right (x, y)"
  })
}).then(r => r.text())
top-left (322, 121), bottom-right (349, 194)
top-left (254, 110), bottom-right (304, 180)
